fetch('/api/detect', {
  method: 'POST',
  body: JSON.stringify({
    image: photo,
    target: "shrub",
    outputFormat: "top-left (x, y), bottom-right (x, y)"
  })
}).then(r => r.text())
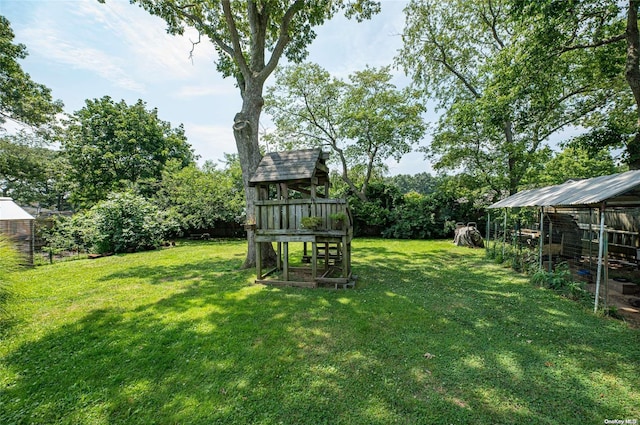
top-left (90, 191), bottom-right (178, 254)
top-left (301, 216), bottom-right (323, 229)
top-left (530, 263), bottom-right (593, 306)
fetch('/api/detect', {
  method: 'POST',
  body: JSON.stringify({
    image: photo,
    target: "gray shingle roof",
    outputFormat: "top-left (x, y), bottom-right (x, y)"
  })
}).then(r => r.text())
top-left (489, 170), bottom-right (640, 208)
top-left (249, 149), bottom-right (329, 185)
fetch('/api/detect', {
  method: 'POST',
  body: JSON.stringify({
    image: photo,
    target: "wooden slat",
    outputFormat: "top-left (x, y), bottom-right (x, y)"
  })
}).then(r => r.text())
top-left (255, 235), bottom-right (316, 242)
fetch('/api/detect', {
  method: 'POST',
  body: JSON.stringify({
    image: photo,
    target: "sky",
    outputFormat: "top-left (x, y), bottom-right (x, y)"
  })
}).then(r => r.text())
top-left (0, 0), bottom-right (433, 176)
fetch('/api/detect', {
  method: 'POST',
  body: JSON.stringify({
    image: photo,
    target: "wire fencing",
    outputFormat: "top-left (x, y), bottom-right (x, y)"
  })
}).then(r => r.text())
top-left (485, 207), bottom-right (640, 312)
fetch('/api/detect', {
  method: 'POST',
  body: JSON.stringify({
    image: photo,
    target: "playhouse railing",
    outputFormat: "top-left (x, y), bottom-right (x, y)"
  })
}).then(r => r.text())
top-left (255, 198), bottom-right (351, 234)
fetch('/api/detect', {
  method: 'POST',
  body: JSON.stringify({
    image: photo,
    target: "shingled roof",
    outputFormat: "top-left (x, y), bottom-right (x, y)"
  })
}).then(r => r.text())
top-left (249, 149), bottom-right (330, 186)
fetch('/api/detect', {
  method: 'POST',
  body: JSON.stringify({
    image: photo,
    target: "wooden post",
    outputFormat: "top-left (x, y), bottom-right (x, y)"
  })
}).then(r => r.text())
top-left (256, 242), bottom-right (262, 280)
top-left (342, 236), bottom-right (348, 278)
top-left (283, 242), bottom-right (289, 281)
top-left (312, 240), bottom-right (317, 281)
top-left (324, 242), bottom-right (329, 271)
top-left (277, 242), bottom-right (281, 271)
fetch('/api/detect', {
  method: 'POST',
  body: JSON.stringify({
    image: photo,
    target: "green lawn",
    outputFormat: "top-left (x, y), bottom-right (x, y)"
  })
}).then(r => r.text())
top-left (1, 239), bottom-right (639, 424)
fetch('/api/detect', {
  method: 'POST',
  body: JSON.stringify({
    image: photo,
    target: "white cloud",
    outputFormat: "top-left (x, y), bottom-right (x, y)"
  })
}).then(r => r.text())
top-left (184, 123), bottom-right (237, 163)
top-left (73, 0), bottom-right (206, 81)
top-left (17, 0), bottom-right (220, 93)
top-left (174, 82), bottom-right (237, 99)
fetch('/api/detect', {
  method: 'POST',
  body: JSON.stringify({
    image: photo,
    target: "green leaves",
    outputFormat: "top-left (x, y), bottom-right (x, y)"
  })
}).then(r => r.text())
top-left (398, 0), bottom-right (627, 194)
top-left (60, 96), bottom-right (195, 209)
top-left (265, 63), bottom-right (426, 200)
top-left (156, 158), bottom-right (245, 232)
top-left (88, 191), bottom-right (177, 254)
top-left (0, 132), bottom-right (70, 208)
top-left (0, 16), bottom-right (63, 129)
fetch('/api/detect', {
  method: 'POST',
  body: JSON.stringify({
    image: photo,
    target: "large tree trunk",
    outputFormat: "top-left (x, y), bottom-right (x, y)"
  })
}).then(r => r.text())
top-left (626, 0), bottom-right (640, 169)
top-left (234, 80), bottom-right (277, 269)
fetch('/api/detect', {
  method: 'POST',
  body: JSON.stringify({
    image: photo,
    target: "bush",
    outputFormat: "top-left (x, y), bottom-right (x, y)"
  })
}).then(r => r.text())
top-left (0, 236), bottom-right (22, 317)
top-left (39, 214), bottom-right (94, 260)
top-left (530, 263), bottom-right (593, 305)
top-left (382, 191), bottom-right (436, 239)
top-left (89, 191), bottom-right (178, 254)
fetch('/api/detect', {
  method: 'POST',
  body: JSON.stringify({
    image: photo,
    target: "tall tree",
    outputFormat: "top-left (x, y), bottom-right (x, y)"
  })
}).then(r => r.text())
top-left (61, 96), bottom-right (195, 209)
top-left (265, 63), bottom-right (426, 201)
top-left (119, 0), bottom-right (380, 267)
top-left (398, 0), bottom-right (617, 195)
top-left (511, 1), bottom-right (640, 168)
top-left (0, 16), bottom-right (63, 129)
top-left (532, 147), bottom-right (622, 187)
top-left (0, 131), bottom-right (70, 209)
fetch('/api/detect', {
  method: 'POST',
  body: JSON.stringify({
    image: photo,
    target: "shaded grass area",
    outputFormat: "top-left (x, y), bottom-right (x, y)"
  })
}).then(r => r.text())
top-left (1, 239), bottom-right (639, 424)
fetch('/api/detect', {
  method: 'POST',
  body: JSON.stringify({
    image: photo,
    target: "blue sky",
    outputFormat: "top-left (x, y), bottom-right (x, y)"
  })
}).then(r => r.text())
top-left (1, 0), bottom-right (432, 176)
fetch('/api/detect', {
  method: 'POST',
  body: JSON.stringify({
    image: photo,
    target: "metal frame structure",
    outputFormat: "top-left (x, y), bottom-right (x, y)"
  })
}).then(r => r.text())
top-left (488, 170), bottom-right (640, 312)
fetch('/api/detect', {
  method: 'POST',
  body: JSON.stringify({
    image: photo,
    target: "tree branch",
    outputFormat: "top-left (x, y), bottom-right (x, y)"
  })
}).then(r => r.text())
top-left (222, 0), bottom-right (252, 79)
top-left (167, 2), bottom-right (235, 58)
top-left (426, 27), bottom-right (482, 98)
top-left (258, 0), bottom-right (305, 82)
top-left (482, 0), bottom-right (505, 49)
top-left (560, 33), bottom-right (625, 53)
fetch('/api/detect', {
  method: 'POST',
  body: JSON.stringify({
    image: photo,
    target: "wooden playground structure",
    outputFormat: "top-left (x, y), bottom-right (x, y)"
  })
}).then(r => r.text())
top-left (248, 149), bottom-right (355, 288)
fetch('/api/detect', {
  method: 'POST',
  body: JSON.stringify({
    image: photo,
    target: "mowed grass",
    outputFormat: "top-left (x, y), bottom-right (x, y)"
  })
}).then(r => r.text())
top-left (1, 239), bottom-right (639, 424)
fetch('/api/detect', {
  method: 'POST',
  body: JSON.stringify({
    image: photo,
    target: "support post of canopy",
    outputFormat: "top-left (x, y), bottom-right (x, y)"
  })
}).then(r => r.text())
top-left (548, 216), bottom-right (553, 272)
top-left (539, 208), bottom-right (544, 270)
top-left (594, 204), bottom-right (606, 313)
top-left (589, 208), bottom-right (594, 270)
top-left (486, 212), bottom-right (491, 253)
top-left (502, 209), bottom-right (507, 259)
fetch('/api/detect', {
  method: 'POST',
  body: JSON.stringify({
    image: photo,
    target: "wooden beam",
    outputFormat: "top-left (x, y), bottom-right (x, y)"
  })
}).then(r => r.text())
top-left (256, 241), bottom-right (262, 279)
top-left (255, 279), bottom-right (318, 289)
top-left (283, 242), bottom-right (289, 281)
top-left (256, 235), bottom-right (316, 243)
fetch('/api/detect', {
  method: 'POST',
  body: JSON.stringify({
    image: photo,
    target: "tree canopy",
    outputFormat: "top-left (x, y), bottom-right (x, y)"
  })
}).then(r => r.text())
top-left (397, 0), bottom-right (621, 195)
top-left (60, 96), bottom-right (195, 209)
top-left (265, 63), bottom-right (426, 200)
top-left (0, 16), bottom-right (63, 129)
top-left (510, 0), bottom-right (640, 169)
top-left (156, 155), bottom-right (245, 232)
top-left (0, 131), bottom-right (70, 209)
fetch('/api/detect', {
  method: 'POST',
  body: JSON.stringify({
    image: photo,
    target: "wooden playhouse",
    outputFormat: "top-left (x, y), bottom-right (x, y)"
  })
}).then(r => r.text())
top-left (249, 149), bottom-right (355, 288)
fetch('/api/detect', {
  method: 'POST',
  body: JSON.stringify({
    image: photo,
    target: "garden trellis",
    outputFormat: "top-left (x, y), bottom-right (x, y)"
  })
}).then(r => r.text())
top-left (488, 170), bottom-right (640, 312)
